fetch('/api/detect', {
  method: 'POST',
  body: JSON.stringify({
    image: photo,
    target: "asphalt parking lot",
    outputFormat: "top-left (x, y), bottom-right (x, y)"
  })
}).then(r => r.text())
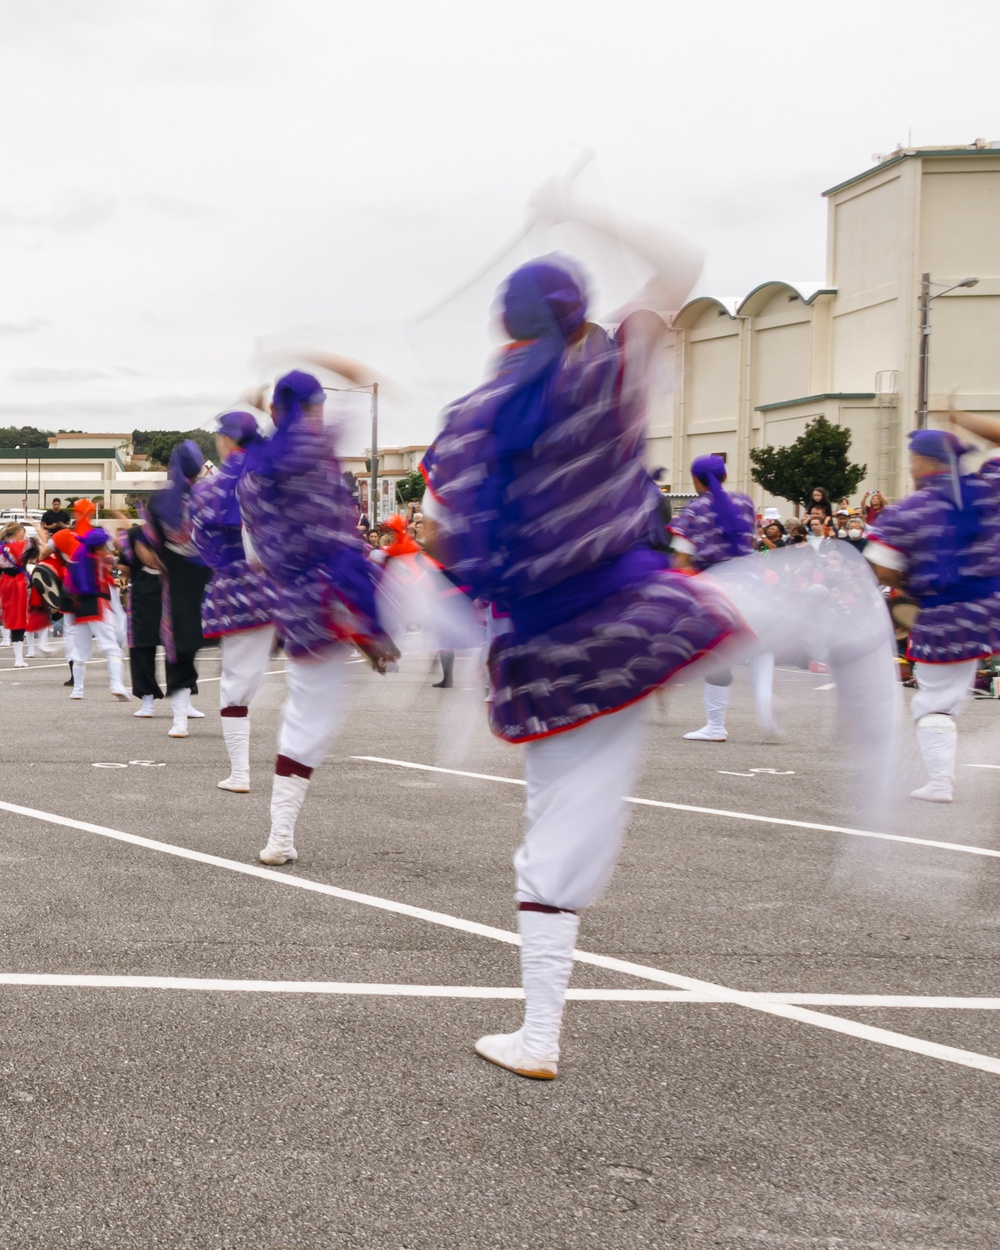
top-left (1, 641), bottom-right (998, 1249)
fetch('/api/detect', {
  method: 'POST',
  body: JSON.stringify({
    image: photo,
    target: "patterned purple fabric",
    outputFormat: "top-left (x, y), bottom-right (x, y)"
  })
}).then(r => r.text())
top-left (867, 459), bottom-right (1000, 663)
top-left (237, 413), bottom-right (387, 658)
top-left (191, 456), bottom-right (277, 637)
top-left (668, 492), bottom-right (757, 570)
top-left (424, 322), bottom-right (747, 742)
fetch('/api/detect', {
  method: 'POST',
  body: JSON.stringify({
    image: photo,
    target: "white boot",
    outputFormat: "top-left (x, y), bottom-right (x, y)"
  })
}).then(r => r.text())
top-left (36, 628), bottom-right (54, 656)
top-left (70, 660), bottom-right (85, 699)
top-left (168, 687), bottom-right (190, 738)
top-left (475, 909), bottom-right (579, 1080)
top-left (259, 773), bottom-right (308, 864)
top-left (0, 628), bottom-right (9, 647)
top-left (133, 694), bottom-right (155, 718)
top-left (218, 718), bottom-right (251, 792)
top-left (684, 682), bottom-right (731, 742)
top-left (25, 635), bottom-right (34, 658)
top-left (187, 700), bottom-right (205, 719)
top-left (12, 641), bottom-right (28, 668)
top-left (108, 655), bottom-right (130, 701)
top-left (749, 652), bottom-right (780, 736)
top-left (911, 713), bottom-right (957, 802)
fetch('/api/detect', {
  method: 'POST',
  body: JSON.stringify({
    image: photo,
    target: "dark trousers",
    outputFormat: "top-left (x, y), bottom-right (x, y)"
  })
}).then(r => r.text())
top-left (129, 647), bottom-right (199, 700)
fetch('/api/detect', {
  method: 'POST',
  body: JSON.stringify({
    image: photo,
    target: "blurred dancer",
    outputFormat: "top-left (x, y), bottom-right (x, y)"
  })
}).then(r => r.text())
top-left (669, 455), bottom-right (777, 740)
top-left (238, 371), bottom-right (398, 865)
top-left (0, 523), bottom-right (37, 668)
top-left (65, 528), bottom-right (130, 701)
top-left (422, 218), bottom-right (745, 1080)
top-left (191, 409), bottom-right (278, 793)
top-left (117, 523), bottom-right (166, 716)
top-left (866, 423), bottom-right (1000, 802)
top-left (136, 442), bottom-right (212, 737)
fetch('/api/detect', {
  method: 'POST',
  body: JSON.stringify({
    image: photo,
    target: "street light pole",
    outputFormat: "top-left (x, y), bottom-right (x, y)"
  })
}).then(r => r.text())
top-left (370, 381), bottom-right (379, 525)
top-left (916, 274), bottom-right (978, 430)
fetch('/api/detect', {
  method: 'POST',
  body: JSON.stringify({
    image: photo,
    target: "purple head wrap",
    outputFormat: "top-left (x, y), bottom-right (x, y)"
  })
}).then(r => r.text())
top-left (70, 526), bottom-right (110, 595)
top-left (500, 256), bottom-right (588, 343)
top-left (152, 439), bottom-right (205, 536)
top-left (272, 370), bottom-right (325, 428)
top-left (217, 409), bottom-right (260, 447)
top-left (908, 428), bottom-right (981, 554)
top-left (691, 454), bottom-right (745, 559)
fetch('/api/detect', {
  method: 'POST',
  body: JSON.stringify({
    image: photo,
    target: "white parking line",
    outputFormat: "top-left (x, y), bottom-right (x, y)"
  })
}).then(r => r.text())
top-left (352, 756), bottom-right (1000, 862)
top-left (0, 974), bottom-right (997, 1009)
top-left (1, 797), bottom-right (999, 1075)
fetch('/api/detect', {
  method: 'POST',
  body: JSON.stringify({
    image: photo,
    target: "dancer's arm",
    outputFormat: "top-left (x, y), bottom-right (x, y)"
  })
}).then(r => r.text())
top-left (948, 403), bottom-right (1000, 447)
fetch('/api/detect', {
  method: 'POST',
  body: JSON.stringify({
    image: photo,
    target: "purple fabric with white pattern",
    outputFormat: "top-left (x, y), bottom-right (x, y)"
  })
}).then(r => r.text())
top-left (867, 459), bottom-right (1000, 663)
top-left (191, 454), bottom-right (277, 637)
top-left (237, 414), bottom-right (386, 659)
top-left (668, 491), bottom-right (757, 571)
top-left (424, 322), bottom-right (746, 742)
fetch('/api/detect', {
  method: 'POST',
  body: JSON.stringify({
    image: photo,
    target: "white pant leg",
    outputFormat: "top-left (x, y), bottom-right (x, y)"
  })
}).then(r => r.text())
top-left (72, 620), bottom-right (94, 664)
top-left (911, 660), bottom-right (978, 721)
top-left (110, 586), bottom-right (128, 650)
top-left (63, 613), bottom-right (77, 663)
top-left (276, 648), bottom-right (350, 770)
top-left (89, 615), bottom-right (123, 659)
top-left (219, 626), bottom-right (278, 709)
top-left (515, 700), bottom-right (647, 912)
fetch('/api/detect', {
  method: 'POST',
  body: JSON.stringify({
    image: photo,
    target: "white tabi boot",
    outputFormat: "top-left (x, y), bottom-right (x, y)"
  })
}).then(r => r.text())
top-left (36, 628), bottom-right (54, 656)
top-left (12, 641), bottom-right (28, 669)
top-left (259, 773), bottom-right (308, 864)
top-left (108, 655), bottom-right (130, 701)
top-left (133, 694), bottom-right (155, 718)
top-left (0, 628), bottom-right (10, 647)
top-left (475, 908), bottom-right (580, 1080)
top-left (911, 713), bottom-right (957, 802)
top-left (218, 718), bottom-right (251, 792)
top-left (168, 687), bottom-right (191, 737)
top-left (187, 701), bottom-right (205, 719)
top-left (70, 660), bottom-right (85, 699)
top-left (25, 635), bottom-right (34, 658)
top-left (684, 682), bottom-right (731, 742)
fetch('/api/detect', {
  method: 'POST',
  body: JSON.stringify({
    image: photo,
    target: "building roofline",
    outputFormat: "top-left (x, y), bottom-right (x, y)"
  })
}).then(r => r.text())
top-left (736, 281), bottom-right (835, 316)
top-left (823, 145), bottom-right (1000, 197)
top-left (755, 392), bottom-right (877, 413)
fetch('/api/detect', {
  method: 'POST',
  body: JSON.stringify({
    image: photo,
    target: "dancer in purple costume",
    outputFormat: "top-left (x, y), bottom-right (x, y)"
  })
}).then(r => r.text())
top-left (669, 455), bottom-right (777, 741)
top-left (191, 409), bottom-right (279, 794)
top-left (238, 370), bottom-right (399, 865)
top-left (422, 217), bottom-right (748, 1079)
top-left (866, 422), bottom-right (1000, 802)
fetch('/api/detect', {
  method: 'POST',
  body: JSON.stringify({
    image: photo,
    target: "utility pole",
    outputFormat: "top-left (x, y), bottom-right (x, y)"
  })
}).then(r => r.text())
top-left (916, 273), bottom-right (931, 430)
top-left (370, 381), bottom-right (379, 524)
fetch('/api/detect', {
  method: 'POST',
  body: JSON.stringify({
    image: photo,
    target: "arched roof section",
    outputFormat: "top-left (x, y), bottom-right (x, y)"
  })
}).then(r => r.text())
top-left (671, 295), bottom-right (739, 330)
top-left (736, 280), bottom-right (835, 318)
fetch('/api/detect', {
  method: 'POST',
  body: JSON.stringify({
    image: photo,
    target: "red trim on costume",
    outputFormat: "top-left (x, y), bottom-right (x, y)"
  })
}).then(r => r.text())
top-left (220, 705), bottom-right (248, 718)
top-left (518, 902), bottom-right (577, 915)
top-left (275, 754), bottom-right (313, 779)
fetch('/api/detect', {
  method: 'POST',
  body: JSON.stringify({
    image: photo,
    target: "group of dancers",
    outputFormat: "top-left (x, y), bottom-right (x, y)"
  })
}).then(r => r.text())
top-left (4, 185), bottom-right (999, 1081)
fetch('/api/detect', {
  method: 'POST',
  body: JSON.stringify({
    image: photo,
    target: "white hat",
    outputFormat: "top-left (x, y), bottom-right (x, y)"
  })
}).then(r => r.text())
top-left (762, 507), bottom-right (782, 521)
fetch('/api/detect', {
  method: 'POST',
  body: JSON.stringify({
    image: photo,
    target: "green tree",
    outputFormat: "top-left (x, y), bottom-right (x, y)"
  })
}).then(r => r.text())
top-left (394, 469), bottom-right (426, 506)
top-left (142, 429), bottom-right (215, 467)
top-left (749, 415), bottom-right (866, 510)
top-left (0, 425), bottom-right (53, 447)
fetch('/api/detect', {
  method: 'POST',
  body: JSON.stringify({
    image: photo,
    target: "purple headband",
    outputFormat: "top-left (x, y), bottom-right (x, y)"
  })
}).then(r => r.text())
top-left (908, 429), bottom-right (969, 462)
top-left (500, 256), bottom-right (588, 343)
top-left (217, 409), bottom-right (260, 447)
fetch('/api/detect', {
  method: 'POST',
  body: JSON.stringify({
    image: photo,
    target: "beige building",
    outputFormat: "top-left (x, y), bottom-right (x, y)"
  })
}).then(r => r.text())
top-left (341, 444), bottom-right (429, 520)
top-left (0, 431), bottom-right (165, 510)
top-left (652, 142), bottom-right (1000, 507)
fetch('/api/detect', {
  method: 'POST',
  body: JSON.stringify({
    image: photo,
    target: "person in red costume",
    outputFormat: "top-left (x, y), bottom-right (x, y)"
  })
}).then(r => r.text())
top-left (0, 523), bottom-right (37, 668)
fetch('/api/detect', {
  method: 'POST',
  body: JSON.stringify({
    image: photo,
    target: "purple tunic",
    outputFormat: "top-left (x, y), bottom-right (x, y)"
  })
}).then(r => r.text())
top-left (668, 491), bottom-right (756, 570)
top-left (237, 415), bottom-right (386, 659)
top-left (424, 324), bottom-right (746, 743)
top-left (867, 459), bottom-right (1000, 663)
top-left (191, 453), bottom-right (277, 638)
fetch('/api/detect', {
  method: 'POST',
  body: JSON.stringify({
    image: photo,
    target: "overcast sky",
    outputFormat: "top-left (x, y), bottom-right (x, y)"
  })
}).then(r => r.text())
top-left (0, 0), bottom-right (995, 449)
